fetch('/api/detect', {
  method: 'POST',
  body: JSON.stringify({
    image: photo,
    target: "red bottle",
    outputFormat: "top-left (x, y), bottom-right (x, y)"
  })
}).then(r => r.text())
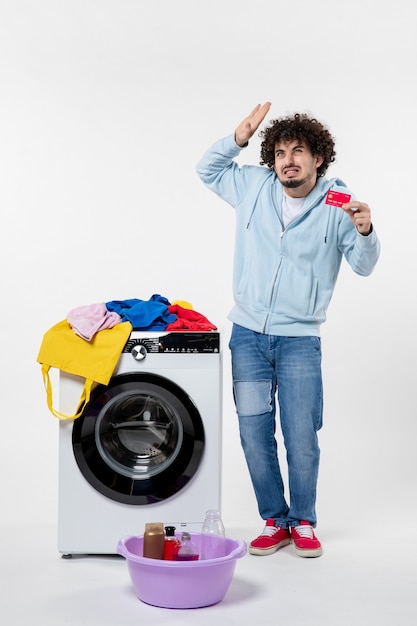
top-left (163, 526), bottom-right (181, 560)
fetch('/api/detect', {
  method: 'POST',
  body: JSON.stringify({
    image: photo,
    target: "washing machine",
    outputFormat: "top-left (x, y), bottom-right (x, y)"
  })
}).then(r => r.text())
top-left (58, 330), bottom-right (222, 556)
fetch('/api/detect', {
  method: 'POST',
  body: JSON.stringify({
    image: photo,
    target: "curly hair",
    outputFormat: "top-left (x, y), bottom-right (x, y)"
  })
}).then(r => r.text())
top-left (259, 113), bottom-right (336, 177)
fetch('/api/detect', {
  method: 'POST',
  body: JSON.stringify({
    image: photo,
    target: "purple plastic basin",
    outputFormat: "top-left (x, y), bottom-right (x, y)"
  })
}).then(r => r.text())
top-left (117, 533), bottom-right (247, 609)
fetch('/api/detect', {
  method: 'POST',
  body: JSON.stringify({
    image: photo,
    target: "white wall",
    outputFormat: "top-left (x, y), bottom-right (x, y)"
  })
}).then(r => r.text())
top-left (1, 0), bottom-right (415, 530)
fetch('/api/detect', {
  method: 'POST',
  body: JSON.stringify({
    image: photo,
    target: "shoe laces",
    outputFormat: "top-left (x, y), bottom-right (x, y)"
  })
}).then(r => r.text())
top-left (261, 524), bottom-right (280, 537)
top-left (294, 524), bottom-right (314, 538)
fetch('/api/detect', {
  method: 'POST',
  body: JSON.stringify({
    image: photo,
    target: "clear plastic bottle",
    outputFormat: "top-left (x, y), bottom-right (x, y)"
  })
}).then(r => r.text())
top-left (174, 531), bottom-right (200, 561)
top-left (201, 509), bottom-right (226, 559)
top-left (163, 526), bottom-right (181, 560)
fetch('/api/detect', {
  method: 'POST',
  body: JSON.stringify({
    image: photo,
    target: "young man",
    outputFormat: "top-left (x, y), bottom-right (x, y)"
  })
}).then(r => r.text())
top-left (196, 103), bottom-right (380, 558)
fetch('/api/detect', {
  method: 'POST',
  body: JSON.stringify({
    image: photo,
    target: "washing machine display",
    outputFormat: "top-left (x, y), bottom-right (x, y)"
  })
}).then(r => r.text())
top-left (72, 373), bottom-right (205, 505)
top-left (58, 331), bottom-right (222, 555)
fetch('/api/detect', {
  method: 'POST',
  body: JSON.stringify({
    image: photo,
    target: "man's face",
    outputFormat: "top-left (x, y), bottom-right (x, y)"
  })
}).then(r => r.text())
top-left (273, 139), bottom-right (324, 197)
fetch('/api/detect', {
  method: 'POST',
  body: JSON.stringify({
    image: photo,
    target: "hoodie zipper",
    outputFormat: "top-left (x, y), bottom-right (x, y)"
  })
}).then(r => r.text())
top-left (262, 186), bottom-right (331, 332)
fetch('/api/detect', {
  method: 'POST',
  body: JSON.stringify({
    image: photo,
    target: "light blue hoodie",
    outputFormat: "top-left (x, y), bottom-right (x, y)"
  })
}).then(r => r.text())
top-left (196, 134), bottom-right (381, 336)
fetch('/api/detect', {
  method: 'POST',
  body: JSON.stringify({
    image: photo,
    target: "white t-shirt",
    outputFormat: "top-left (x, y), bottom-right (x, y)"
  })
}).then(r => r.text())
top-left (281, 192), bottom-right (305, 228)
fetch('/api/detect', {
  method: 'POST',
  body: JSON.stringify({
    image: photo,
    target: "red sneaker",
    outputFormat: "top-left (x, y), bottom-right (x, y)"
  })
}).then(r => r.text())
top-left (291, 521), bottom-right (322, 557)
top-left (249, 518), bottom-right (291, 556)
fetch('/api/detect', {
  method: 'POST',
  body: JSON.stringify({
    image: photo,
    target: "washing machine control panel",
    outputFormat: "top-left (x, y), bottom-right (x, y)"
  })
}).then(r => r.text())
top-left (123, 332), bottom-right (220, 355)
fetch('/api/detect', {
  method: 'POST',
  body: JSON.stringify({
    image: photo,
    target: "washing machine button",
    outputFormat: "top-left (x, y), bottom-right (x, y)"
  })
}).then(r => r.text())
top-left (131, 344), bottom-right (147, 361)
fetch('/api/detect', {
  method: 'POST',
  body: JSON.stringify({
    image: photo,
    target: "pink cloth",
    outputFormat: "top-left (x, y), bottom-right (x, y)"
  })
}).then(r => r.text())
top-left (67, 303), bottom-right (122, 341)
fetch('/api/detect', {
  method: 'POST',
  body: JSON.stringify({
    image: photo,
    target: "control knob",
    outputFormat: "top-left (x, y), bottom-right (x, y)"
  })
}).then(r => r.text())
top-left (131, 343), bottom-right (147, 361)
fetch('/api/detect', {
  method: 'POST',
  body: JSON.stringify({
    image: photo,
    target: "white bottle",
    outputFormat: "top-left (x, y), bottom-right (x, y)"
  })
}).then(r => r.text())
top-left (201, 509), bottom-right (226, 560)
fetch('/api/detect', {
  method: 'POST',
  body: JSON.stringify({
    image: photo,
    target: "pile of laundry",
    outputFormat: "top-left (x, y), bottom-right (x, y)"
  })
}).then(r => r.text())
top-left (66, 294), bottom-right (217, 341)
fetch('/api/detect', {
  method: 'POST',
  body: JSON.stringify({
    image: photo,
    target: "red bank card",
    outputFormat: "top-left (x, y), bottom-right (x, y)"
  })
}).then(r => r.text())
top-left (325, 190), bottom-right (351, 207)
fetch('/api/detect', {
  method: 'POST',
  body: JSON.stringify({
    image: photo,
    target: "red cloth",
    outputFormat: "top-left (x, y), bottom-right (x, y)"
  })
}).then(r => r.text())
top-left (166, 305), bottom-right (217, 331)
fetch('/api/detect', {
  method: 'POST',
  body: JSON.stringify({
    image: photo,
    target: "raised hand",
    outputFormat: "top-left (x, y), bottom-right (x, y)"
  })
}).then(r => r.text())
top-left (235, 102), bottom-right (271, 147)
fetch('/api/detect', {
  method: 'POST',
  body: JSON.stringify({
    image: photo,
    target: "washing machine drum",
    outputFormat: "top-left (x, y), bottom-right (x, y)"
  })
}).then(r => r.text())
top-left (72, 373), bottom-right (205, 505)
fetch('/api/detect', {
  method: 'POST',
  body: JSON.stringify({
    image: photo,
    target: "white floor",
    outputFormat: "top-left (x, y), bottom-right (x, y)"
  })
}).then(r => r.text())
top-left (1, 521), bottom-right (415, 625)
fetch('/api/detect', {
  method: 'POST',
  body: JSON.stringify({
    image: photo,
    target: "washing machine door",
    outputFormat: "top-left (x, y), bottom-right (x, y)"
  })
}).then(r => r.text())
top-left (72, 373), bottom-right (205, 505)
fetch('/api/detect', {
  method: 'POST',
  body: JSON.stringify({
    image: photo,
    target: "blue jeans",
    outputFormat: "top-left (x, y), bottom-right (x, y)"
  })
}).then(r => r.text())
top-left (229, 324), bottom-right (323, 528)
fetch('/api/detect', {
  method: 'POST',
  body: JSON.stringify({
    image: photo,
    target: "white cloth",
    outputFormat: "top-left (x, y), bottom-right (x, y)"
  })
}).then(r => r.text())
top-left (281, 193), bottom-right (305, 228)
